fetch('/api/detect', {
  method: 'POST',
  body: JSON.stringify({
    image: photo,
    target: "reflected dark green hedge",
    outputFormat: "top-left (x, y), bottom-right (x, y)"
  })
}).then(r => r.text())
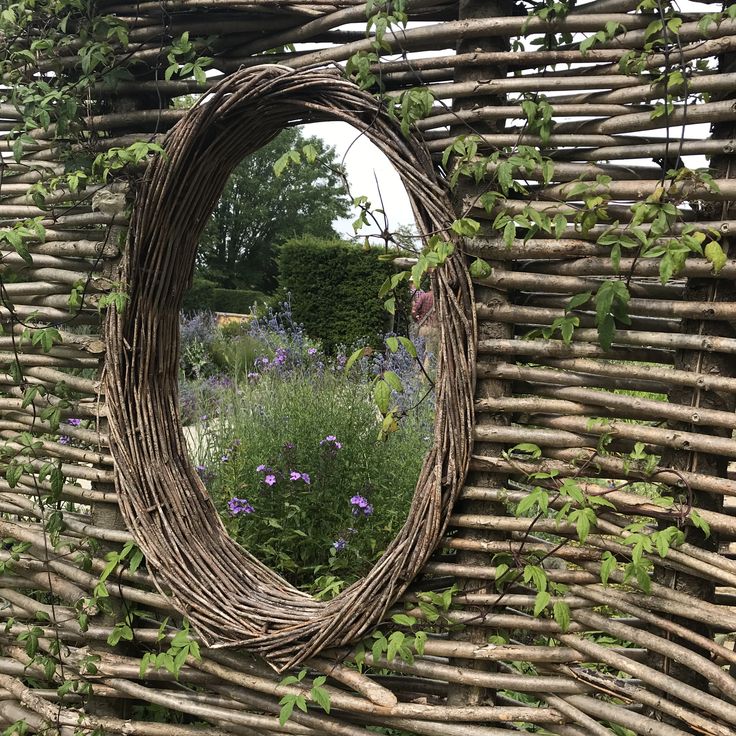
top-left (183, 276), bottom-right (267, 314)
top-left (278, 237), bottom-right (408, 353)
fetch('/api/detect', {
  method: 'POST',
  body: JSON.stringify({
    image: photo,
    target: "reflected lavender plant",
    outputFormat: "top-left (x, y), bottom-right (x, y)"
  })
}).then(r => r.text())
top-left (350, 495), bottom-right (374, 516)
top-left (195, 464), bottom-right (215, 485)
top-left (246, 297), bottom-right (322, 377)
top-left (228, 497), bottom-right (254, 515)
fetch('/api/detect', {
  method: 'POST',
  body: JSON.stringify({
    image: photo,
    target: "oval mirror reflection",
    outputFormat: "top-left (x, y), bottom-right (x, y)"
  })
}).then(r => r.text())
top-left (178, 122), bottom-right (438, 597)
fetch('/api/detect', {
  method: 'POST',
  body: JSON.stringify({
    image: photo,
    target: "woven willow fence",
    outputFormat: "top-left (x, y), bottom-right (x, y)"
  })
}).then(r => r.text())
top-left (1, 0), bottom-right (736, 734)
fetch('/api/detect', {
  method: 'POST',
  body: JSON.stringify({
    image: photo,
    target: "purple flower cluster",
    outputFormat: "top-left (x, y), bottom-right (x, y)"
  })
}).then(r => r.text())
top-left (248, 298), bottom-right (307, 351)
top-left (179, 375), bottom-right (234, 425)
top-left (219, 438), bottom-right (240, 465)
top-left (228, 497), bottom-right (254, 515)
top-left (257, 464), bottom-right (310, 487)
top-left (58, 435), bottom-right (71, 445)
top-left (245, 298), bottom-right (323, 378)
top-left (179, 383), bottom-right (198, 424)
top-left (332, 526), bottom-right (358, 552)
top-left (66, 418), bottom-right (81, 427)
top-left (180, 311), bottom-right (218, 347)
top-left (319, 435), bottom-right (343, 450)
top-left (350, 495), bottom-right (374, 517)
top-left (179, 312), bottom-right (219, 380)
top-left (253, 344), bottom-right (321, 377)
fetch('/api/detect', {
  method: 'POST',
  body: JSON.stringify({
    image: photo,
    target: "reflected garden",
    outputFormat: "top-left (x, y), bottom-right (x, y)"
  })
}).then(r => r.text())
top-left (179, 300), bottom-right (435, 597)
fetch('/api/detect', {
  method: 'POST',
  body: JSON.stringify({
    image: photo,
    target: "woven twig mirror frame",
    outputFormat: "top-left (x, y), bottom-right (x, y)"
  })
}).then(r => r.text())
top-left (105, 65), bottom-right (477, 669)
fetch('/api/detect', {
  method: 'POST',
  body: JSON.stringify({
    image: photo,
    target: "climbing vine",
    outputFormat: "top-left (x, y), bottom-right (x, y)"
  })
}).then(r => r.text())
top-left (0, 0), bottom-right (733, 731)
top-left (337, 0), bottom-right (731, 661)
top-left (0, 0), bottom-right (220, 717)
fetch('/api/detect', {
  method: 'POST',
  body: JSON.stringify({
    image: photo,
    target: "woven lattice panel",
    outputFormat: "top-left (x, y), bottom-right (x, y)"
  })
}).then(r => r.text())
top-left (0, 0), bottom-right (735, 734)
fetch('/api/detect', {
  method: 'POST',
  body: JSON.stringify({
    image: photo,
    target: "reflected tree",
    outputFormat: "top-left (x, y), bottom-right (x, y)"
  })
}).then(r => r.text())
top-left (197, 128), bottom-right (351, 292)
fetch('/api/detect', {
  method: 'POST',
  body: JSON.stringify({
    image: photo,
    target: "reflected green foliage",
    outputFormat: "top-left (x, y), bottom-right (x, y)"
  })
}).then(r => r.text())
top-left (195, 128), bottom-right (350, 293)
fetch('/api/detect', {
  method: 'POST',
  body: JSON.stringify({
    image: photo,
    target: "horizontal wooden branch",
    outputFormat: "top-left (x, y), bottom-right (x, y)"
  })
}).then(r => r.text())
top-left (0, 366), bottom-right (101, 396)
top-left (0, 475), bottom-right (114, 504)
top-left (478, 361), bottom-right (670, 393)
top-left (531, 414), bottom-right (736, 458)
top-left (556, 634), bottom-right (736, 726)
top-left (468, 451), bottom-right (736, 497)
top-left (375, 34), bottom-right (736, 75)
top-left (547, 358), bottom-right (736, 393)
top-left (288, 14), bottom-right (730, 68)
top-left (478, 337), bottom-right (672, 364)
top-left (561, 693), bottom-right (692, 736)
top-left (424, 559), bottom-right (598, 585)
top-left (479, 261), bottom-right (691, 298)
top-left (476, 387), bottom-right (736, 431)
top-left (537, 177), bottom-right (736, 203)
top-left (0, 442), bottom-right (114, 483)
top-left (426, 134), bottom-right (733, 161)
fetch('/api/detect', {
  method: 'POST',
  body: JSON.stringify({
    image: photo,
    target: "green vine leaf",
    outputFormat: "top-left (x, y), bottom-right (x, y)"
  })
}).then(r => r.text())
top-left (689, 509), bottom-right (711, 538)
top-left (469, 257), bottom-right (492, 279)
top-left (553, 601), bottom-right (571, 632)
top-left (594, 280), bottom-right (631, 351)
top-left (600, 551), bottom-right (617, 586)
top-left (450, 217), bottom-right (481, 237)
top-left (534, 590), bottom-right (551, 617)
top-left (704, 240), bottom-right (727, 274)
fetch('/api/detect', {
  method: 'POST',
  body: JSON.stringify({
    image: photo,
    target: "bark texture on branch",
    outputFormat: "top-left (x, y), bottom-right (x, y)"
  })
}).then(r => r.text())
top-left (2, 0), bottom-right (736, 734)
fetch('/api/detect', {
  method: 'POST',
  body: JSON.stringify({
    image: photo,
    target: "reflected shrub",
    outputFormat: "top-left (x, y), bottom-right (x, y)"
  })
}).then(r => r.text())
top-left (189, 371), bottom-right (432, 592)
top-left (180, 306), bottom-right (434, 593)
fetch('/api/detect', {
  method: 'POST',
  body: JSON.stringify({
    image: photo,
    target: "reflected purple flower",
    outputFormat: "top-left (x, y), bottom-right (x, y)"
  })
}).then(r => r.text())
top-left (350, 495), bottom-right (373, 516)
top-left (320, 435), bottom-right (343, 451)
top-left (195, 464), bottom-right (215, 484)
top-left (228, 497), bottom-right (254, 515)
